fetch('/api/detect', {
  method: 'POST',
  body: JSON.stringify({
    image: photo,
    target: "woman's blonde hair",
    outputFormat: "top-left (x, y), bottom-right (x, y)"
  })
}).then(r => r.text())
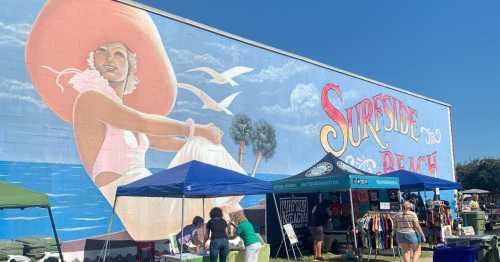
top-left (402, 201), bottom-right (413, 212)
top-left (229, 211), bottom-right (247, 225)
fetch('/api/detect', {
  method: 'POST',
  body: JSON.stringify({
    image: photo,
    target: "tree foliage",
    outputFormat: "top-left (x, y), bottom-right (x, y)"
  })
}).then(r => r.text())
top-left (251, 120), bottom-right (277, 160)
top-left (455, 158), bottom-right (500, 193)
top-left (230, 113), bottom-right (253, 146)
top-left (250, 120), bottom-right (277, 177)
top-left (229, 113), bottom-right (253, 165)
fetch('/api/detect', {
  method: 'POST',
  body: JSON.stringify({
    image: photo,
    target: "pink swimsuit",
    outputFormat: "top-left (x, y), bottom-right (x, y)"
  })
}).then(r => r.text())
top-left (92, 124), bottom-right (149, 176)
top-left (68, 69), bottom-right (150, 176)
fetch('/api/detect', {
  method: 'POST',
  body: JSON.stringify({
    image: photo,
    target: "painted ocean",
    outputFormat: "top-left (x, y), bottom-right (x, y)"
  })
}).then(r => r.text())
top-left (0, 161), bottom-right (287, 241)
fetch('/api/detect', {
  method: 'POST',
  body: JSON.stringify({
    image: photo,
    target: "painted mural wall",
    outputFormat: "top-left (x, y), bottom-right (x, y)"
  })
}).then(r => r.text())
top-left (0, 0), bottom-right (454, 241)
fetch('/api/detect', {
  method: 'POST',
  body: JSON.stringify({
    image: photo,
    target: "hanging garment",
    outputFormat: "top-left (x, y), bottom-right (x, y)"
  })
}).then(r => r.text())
top-left (356, 213), bottom-right (394, 250)
top-left (369, 191), bottom-right (379, 201)
top-left (357, 190), bottom-right (370, 203)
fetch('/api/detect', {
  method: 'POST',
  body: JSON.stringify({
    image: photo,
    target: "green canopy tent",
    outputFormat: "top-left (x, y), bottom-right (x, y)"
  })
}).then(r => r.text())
top-left (0, 181), bottom-right (64, 261)
top-left (269, 153), bottom-right (400, 261)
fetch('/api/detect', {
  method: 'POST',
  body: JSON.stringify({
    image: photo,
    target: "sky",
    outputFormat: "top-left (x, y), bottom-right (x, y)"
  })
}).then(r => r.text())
top-left (0, 0), bottom-right (492, 180)
top-left (132, 0), bottom-right (500, 163)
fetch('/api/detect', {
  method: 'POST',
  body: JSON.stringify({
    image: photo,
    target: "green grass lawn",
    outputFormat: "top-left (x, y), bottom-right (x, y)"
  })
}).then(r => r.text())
top-left (269, 248), bottom-right (434, 261)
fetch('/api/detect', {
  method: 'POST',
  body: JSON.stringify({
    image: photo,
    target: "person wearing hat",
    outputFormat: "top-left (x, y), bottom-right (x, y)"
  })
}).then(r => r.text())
top-left (26, 0), bottom-right (223, 240)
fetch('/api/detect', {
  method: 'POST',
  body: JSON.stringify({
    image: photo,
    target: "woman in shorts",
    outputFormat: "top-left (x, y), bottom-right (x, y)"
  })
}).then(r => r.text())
top-left (395, 201), bottom-right (426, 262)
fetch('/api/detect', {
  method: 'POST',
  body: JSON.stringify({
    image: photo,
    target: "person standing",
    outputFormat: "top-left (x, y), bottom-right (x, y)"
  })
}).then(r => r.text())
top-left (205, 207), bottom-right (229, 262)
top-left (469, 194), bottom-right (480, 210)
top-left (229, 211), bottom-right (262, 262)
top-left (395, 201), bottom-right (426, 262)
top-left (309, 200), bottom-right (330, 261)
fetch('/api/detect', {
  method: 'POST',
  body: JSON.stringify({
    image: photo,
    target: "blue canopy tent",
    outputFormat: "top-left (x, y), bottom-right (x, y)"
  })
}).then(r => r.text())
top-left (102, 160), bottom-right (272, 260)
top-left (116, 160), bottom-right (272, 198)
top-left (384, 170), bottom-right (461, 191)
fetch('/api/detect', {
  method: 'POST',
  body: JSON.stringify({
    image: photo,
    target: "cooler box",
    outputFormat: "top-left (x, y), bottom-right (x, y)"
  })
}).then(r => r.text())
top-left (433, 245), bottom-right (479, 262)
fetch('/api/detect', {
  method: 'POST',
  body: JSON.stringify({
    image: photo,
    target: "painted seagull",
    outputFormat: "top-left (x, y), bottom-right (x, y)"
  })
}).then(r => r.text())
top-left (187, 66), bottom-right (254, 86)
top-left (178, 83), bottom-right (241, 115)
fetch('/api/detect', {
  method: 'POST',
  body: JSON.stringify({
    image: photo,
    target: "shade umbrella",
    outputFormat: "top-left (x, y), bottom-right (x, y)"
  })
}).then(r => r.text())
top-left (461, 189), bottom-right (489, 194)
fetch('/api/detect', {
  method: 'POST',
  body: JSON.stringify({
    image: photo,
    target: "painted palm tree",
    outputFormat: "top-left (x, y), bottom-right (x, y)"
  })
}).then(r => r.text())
top-left (230, 113), bottom-right (253, 166)
top-left (250, 120), bottom-right (277, 177)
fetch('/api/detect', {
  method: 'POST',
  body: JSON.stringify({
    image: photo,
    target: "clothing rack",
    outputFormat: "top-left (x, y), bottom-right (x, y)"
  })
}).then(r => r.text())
top-left (357, 212), bottom-right (401, 262)
top-left (367, 211), bottom-right (399, 215)
top-left (426, 201), bottom-right (451, 246)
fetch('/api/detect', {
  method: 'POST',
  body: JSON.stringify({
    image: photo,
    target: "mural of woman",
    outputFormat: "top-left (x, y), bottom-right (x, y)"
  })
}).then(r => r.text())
top-left (25, 0), bottom-right (231, 240)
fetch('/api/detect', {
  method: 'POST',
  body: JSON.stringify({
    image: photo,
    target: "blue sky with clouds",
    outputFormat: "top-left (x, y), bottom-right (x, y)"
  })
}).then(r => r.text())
top-left (0, 0), bottom-right (464, 181)
top-left (134, 0), bottom-right (500, 164)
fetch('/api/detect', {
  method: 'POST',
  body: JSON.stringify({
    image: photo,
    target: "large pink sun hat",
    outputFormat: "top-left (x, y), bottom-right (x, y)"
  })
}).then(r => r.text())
top-left (26, 0), bottom-right (177, 123)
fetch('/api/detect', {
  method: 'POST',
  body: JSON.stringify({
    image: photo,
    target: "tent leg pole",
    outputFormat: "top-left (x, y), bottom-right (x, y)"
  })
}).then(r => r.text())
top-left (181, 197), bottom-right (185, 261)
top-left (398, 189), bottom-right (402, 211)
top-left (349, 189), bottom-right (359, 261)
top-left (272, 193), bottom-right (290, 261)
top-left (202, 197), bottom-right (206, 254)
top-left (47, 206), bottom-right (64, 262)
top-left (264, 196), bottom-right (268, 243)
top-left (101, 196), bottom-right (118, 262)
top-left (202, 198), bottom-right (205, 222)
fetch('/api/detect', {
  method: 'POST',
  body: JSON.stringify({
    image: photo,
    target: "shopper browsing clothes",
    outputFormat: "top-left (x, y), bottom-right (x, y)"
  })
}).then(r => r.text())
top-left (395, 201), bottom-right (426, 262)
top-left (309, 200), bottom-right (331, 261)
top-left (205, 207), bottom-right (230, 262)
top-left (229, 211), bottom-right (262, 262)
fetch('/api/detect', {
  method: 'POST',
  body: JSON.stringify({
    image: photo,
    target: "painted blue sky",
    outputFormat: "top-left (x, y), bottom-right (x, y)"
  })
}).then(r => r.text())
top-left (134, 0), bottom-right (500, 164)
top-left (0, 0), bottom-right (489, 180)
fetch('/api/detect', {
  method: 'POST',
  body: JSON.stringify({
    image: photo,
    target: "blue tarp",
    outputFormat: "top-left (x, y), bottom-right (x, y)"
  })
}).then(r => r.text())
top-left (384, 170), bottom-right (461, 191)
top-left (116, 160), bottom-right (273, 198)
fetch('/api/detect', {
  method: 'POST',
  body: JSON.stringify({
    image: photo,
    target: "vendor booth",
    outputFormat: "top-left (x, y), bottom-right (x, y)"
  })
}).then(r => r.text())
top-left (104, 160), bottom-right (273, 262)
top-left (0, 182), bottom-right (64, 262)
top-left (267, 153), bottom-right (400, 260)
top-left (384, 170), bottom-right (461, 246)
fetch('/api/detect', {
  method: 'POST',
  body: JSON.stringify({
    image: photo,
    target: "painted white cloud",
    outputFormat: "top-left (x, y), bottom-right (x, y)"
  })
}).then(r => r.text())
top-left (261, 83), bottom-right (320, 116)
top-left (321, 86), bottom-right (359, 108)
top-left (244, 61), bottom-right (309, 83)
top-left (0, 92), bottom-right (47, 108)
top-left (0, 78), bottom-right (46, 108)
top-left (0, 22), bottom-right (30, 47)
top-left (340, 88), bottom-right (359, 104)
top-left (172, 100), bottom-right (202, 115)
top-left (175, 71), bottom-right (207, 85)
top-left (168, 48), bottom-right (223, 67)
top-left (206, 42), bottom-right (242, 62)
top-left (2, 79), bottom-right (34, 91)
top-left (277, 123), bottom-right (322, 137)
top-left (175, 100), bottom-right (197, 106)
